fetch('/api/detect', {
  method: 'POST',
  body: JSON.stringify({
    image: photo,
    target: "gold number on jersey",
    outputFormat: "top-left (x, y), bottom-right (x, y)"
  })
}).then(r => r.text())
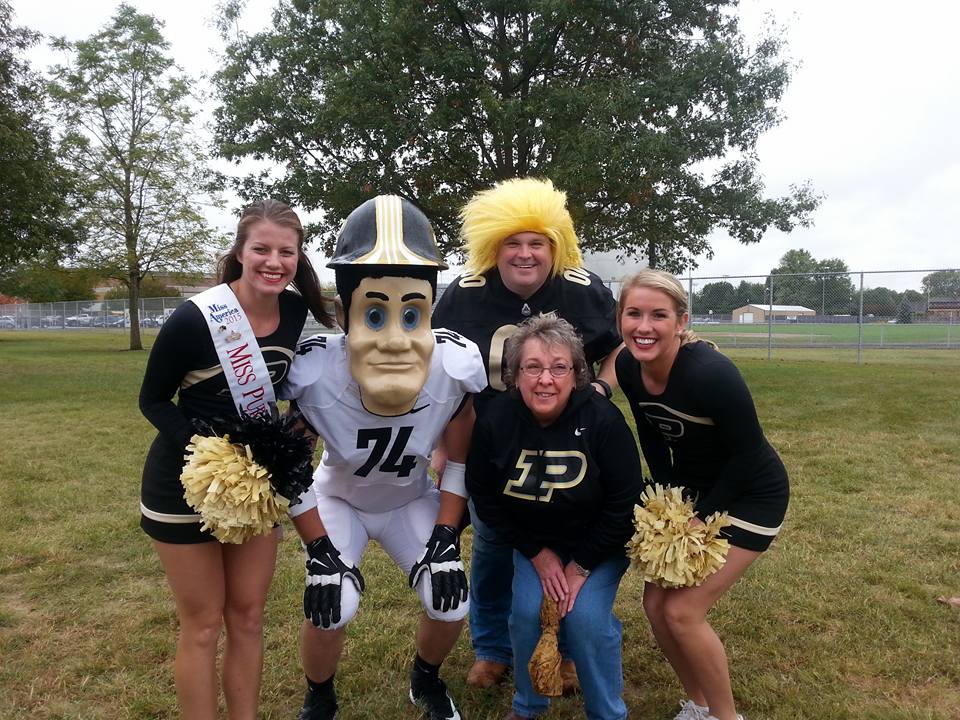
top-left (562, 267), bottom-right (591, 286)
top-left (488, 323), bottom-right (519, 391)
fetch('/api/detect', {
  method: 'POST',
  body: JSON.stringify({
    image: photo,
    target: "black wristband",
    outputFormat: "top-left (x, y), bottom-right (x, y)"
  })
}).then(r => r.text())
top-left (593, 378), bottom-right (613, 399)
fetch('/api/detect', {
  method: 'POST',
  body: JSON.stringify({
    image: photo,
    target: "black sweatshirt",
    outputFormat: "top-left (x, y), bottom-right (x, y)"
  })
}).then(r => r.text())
top-left (466, 386), bottom-right (643, 571)
top-left (615, 341), bottom-right (788, 518)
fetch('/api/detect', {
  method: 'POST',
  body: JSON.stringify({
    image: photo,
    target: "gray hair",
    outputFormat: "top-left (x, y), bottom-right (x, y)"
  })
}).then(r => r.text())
top-left (503, 312), bottom-right (591, 389)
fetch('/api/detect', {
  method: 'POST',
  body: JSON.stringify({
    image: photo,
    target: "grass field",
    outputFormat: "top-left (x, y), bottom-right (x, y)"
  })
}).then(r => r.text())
top-left (694, 322), bottom-right (959, 347)
top-left (1, 331), bottom-right (958, 720)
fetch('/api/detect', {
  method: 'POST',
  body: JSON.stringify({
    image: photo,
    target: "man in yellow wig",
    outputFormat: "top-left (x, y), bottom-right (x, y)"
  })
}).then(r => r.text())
top-left (432, 177), bottom-right (621, 691)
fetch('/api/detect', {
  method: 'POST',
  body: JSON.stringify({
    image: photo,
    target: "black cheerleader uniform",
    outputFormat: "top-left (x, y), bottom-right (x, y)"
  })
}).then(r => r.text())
top-left (139, 290), bottom-right (307, 543)
top-left (615, 341), bottom-right (789, 552)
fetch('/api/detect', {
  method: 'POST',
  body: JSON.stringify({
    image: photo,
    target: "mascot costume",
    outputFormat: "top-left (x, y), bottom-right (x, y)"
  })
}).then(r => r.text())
top-left (282, 195), bottom-right (485, 720)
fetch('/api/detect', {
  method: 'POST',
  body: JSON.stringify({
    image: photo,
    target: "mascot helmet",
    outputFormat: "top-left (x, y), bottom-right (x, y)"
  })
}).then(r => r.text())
top-left (328, 195), bottom-right (447, 270)
top-left (329, 195), bottom-right (446, 332)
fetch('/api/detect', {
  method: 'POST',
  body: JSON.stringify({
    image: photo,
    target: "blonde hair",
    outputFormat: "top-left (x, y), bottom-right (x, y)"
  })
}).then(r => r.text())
top-left (617, 268), bottom-right (714, 348)
top-left (461, 178), bottom-right (583, 276)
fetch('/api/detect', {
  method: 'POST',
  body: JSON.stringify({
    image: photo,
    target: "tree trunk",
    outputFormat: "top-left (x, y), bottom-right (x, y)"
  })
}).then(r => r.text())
top-left (128, 273), bottom-right (143, 351)
top-left (647, 237), bottom-right (658, 269)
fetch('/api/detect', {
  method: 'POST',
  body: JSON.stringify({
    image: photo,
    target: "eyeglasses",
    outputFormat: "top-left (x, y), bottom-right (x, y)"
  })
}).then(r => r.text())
top-left (519, 363), bottom-right (573, 378)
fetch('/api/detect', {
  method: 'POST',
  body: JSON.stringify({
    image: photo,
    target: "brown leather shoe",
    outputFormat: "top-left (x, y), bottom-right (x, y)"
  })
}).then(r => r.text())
top-left (466, 659), bottom-right (509, 688)
top-left (559, 659), bottom-right (580, 696)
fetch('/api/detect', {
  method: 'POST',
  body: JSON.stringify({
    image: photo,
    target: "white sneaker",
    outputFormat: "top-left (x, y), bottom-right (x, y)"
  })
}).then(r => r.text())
top-left (674, 699), bottom-right (709, 720)
top-left (704, 715), bottom-right (744, 720)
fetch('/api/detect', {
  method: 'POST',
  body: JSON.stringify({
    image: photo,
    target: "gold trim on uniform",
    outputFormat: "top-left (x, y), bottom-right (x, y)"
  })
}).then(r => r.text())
top-left (636, 402), bottom-right (715, 426)
top-left (181, 347), bottom-right (295, 389)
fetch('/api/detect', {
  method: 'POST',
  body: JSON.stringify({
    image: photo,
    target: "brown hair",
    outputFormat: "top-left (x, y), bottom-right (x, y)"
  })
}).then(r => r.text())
top-left (217, 199), bottom-right (334, 327)
top-left (617, 268), bottom-right (713, 347)
top-left (503, 313), bottom-right (591, 390)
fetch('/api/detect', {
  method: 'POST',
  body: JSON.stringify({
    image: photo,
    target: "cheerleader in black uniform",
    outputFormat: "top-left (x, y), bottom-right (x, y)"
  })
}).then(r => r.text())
top-left (614, 269), bottom-right (789, 720)
top-left (139, 200), bottom-right (333, 720)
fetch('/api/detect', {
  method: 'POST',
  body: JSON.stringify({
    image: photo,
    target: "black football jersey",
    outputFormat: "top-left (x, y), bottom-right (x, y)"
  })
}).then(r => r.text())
top-left (432, 267), bottom-right (620, 413)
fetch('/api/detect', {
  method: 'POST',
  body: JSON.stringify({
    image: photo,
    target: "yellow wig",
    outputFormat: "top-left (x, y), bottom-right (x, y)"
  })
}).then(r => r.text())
top-left (461, 178), bottom-right (583, 276)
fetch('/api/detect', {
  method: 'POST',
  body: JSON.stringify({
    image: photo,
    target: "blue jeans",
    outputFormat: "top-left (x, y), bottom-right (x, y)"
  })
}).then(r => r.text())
top-left (468, 498), bottom-right (514, 664)
top-left (508, 550), bottom-right (629, 720)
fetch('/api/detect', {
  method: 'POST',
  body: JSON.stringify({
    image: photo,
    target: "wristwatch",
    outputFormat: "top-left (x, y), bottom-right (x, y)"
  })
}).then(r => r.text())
top-left (572, 560), bottom-right (591, 577)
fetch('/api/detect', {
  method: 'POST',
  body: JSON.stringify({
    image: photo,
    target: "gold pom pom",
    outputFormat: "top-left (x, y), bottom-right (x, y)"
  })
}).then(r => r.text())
top-left (180, 434), bottom-right (291, 544)
top-left (626, 484), bottom-right (731, 588)
top-left (529, 596), bottom-right (563, 697)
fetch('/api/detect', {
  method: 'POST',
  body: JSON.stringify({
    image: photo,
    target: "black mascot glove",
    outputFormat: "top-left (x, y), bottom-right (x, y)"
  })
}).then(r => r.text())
top-left (408, 524), bottom-right (468, 613)
top-left (303, 536), bottom-right (365, 629)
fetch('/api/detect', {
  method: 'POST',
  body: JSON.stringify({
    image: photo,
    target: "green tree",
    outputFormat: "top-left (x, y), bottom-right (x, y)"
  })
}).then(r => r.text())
top-left (694, 281), bottom-right (736, 314)
top-left (0, 1), bottom-right (82, 272)
top-left (48, 4), bottom-right (220, 350)
top-left (921, 270), bottom-right (960, 298)
top-left (895, 298), bottom-right (914, 324)
top-left (861, 286), bottom-right (898, 317)
top-left (733, 279), bottom-right (767, 309)
top-left (104, 275), bottom-right (180, 299)
top-left (213, 0), bottom-right (819, 270)
top-left (0, 262), bottom-right (97, 302)
top-left (769, 249), bottom-right (852, 314)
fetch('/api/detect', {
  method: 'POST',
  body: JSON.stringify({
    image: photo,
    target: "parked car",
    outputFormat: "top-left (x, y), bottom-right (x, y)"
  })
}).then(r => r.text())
top-left (65, 314), bottom-right (95, 327)
top-left (0, 315), bottom-right (16, 329)
top-left (41, 315), bottom-right (64, 328)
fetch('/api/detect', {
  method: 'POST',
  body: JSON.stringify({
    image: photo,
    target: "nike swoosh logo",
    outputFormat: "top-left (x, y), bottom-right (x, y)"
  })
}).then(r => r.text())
top-left (574, 428), bottom-right (585, 436)
top-left (409, 404), bottom-right (431, 414)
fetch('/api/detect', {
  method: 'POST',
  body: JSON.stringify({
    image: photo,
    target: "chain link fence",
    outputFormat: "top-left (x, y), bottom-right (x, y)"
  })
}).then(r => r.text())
top-left (3, 268), bottom-right (958, 362)
top-left (0, 295), bottom-right (336, 335)
top-left (685, 269), bottom-right (959, 362)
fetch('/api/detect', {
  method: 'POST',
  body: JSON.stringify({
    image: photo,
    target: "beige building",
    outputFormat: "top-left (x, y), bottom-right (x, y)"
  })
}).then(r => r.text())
top-left (732, 304), bottom-right (816, 323)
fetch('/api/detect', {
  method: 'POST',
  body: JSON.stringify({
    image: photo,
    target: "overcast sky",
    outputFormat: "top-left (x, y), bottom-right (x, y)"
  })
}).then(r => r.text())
top-left (11, 0), bottom-right (960, 291)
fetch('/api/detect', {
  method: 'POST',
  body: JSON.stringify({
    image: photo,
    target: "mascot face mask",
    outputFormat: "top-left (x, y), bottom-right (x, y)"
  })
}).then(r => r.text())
top-left (347, 275), bottom-right (434, 416)
top-left (329, 194), bottom-right (446, 416)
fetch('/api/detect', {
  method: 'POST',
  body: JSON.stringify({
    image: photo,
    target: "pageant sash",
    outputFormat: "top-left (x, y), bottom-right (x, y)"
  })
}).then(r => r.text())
top-left (189, 284), bottom-right (275, 418)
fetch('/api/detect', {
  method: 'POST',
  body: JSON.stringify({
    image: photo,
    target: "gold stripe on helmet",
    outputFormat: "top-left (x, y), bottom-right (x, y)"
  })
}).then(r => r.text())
top-left (354, 195), bottom-right (441, 266)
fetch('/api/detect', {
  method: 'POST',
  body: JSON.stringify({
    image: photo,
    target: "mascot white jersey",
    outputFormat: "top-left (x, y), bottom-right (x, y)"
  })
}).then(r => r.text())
top-left (281, 329), bottom-right (486, 514)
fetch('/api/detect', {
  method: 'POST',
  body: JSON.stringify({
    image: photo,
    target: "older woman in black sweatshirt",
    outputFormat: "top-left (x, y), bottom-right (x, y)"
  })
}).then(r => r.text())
top-left (467, 313), bottom-right (643, 720)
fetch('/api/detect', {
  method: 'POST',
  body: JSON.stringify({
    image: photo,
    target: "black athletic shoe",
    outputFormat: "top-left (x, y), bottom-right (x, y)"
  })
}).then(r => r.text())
top-left (297, 683), bottom-right (337, 720)
top-left (409, 674), bottom-right (461, 720)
